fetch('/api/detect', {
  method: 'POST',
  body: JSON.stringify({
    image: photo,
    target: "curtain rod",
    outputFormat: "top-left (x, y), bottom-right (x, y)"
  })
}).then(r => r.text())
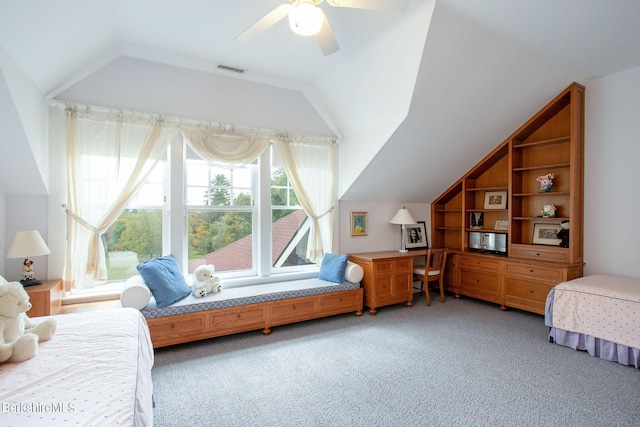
top-left (49, 99), bottom-right (338, 144)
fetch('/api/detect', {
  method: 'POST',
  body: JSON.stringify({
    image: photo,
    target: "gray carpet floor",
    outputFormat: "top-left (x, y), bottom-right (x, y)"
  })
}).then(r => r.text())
top-left (152, 292), bottom-right (640, 426)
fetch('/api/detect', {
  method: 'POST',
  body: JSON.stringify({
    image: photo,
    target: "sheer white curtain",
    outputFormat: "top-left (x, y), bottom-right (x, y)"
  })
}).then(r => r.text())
top-left (273, 135), bottom-right (335, 263)
top-left (64, 108), bottom-right (178, 289)
top-left (181, 128), bottom-right (270, 166)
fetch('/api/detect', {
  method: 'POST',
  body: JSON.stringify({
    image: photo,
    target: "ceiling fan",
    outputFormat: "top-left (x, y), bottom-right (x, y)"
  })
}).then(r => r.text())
top-left (236, 0), bottom-right (410, 56)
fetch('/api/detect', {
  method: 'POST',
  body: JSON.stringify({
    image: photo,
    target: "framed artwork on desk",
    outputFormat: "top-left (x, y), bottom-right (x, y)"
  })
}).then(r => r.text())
top-left (406, 221), bottom-right (428, 249)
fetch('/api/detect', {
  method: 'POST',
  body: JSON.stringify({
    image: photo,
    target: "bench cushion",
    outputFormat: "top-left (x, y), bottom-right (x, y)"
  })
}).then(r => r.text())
top-left (140, 278), bottom-right (360, 319)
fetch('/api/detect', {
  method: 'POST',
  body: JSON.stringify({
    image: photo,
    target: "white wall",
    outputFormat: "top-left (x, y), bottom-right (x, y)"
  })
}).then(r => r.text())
top-left (0, 183), bottom-right (5, 276)
top-left (584, 65), bottom-right (640, 278)
top-left (338, 201), bottom-right (429, 254)
top-left (0, 47), bottom-right (49, 197)
top-left (5, 195), bottom-right (49, 282)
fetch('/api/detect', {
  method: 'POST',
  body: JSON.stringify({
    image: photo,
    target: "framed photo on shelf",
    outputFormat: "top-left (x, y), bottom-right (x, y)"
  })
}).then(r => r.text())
top-left (484, 191), bottom-right (508, 210)
top-left (470, 212), bottom-right (484, 229)
top-left (350, 212), bottom-right (368, 236)
top-left (406, 221), bottom-right (428, 249)
top-left (532, 223), bottom-right (562, 246)
top-left (495, 220), bottom-right (509, 231)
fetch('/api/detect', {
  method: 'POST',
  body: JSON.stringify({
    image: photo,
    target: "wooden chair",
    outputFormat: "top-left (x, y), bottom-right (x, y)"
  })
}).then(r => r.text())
top-left (413, 248), bottom-right (447, 306)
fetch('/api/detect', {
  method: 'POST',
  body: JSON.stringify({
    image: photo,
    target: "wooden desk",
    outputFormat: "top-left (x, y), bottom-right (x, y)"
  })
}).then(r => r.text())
top-left (24, 279), bottom-right (63, 317)
top-left (349, 250), bottom-right (426, 315)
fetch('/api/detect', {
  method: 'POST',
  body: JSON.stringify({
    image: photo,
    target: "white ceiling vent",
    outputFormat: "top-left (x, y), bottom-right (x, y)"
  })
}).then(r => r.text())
top-left (217, 64), bottom-right (246, 74)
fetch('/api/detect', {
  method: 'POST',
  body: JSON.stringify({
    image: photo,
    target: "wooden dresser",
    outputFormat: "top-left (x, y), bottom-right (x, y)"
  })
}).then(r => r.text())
top-left (349, 250), bottom-right (425, 315)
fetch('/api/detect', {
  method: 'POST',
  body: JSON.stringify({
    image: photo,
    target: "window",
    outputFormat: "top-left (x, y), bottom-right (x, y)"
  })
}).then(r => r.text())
top-left (271, 150), bottom-right (313, 269)
top-left (185, 147), bottom-right (256, 275)
top-left (103, 157), bottom-right (167, 280)
top-left (58, 105), bottom-right (334, 293)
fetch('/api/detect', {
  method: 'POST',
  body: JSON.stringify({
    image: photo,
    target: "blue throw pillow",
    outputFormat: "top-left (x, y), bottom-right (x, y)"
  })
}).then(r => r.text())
top-left (136, 255), bottom-right (191, 308)
top-left (318, 253), bottom-right (349, 283)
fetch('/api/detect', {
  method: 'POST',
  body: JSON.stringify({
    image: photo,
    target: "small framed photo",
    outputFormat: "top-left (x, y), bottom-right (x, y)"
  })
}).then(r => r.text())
top-left (406, 221), bottom-right (428, 249)
top-left (532, 223), bottom-right (562, 246)
top-left (495, 220), bottom-right (509, 231)
top-left (484, 191), bottom-right (508, 210)
top-left (350, 212), bottom-right (368, 236)
top-left (470, 212), bottom-right (484, 229)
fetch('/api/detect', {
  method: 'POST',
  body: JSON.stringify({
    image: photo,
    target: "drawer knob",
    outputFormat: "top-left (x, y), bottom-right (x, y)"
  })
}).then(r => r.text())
top-left (170, 324), bottom-right (175, 329)
top-left (530, 269), bottom-right (534, 273)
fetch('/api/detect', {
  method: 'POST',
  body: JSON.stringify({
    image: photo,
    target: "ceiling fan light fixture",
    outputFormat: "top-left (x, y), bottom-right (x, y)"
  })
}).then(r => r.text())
top-left (288, 1), bottom-right (324, 36)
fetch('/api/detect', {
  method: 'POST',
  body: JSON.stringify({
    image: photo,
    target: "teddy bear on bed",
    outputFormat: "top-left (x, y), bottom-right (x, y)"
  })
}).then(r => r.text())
top-left (0, 281), bottom-right (57, 363)
top-left (192, 264), bottom-right (222, 298)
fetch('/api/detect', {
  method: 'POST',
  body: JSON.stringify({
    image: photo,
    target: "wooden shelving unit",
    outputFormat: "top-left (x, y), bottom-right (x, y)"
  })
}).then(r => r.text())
top-left (430, 83), bottom-right (585, 314)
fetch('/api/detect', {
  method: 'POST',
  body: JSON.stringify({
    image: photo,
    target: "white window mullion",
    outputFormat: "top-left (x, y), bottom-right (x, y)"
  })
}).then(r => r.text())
top-left (258, 149), bottom-right (272, 277)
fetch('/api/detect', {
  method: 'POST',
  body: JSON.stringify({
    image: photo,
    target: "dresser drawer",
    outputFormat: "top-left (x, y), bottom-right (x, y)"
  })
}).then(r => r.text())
top-left (505, 262), bottom-right (563, 281)
top-left (504, 277), bottom-right (554, 314)
top-left (457, 256), bottom-right (501, 272)
top-left (510, 244), bottom-right (569, 263)
top-left (458, 268), bottom-right (501, 300)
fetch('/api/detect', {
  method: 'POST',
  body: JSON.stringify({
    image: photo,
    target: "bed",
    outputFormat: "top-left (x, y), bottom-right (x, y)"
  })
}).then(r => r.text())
top-left (545, 274), bottom-right (640, 368)
top-left (0, 307), bottom-right (154, 426)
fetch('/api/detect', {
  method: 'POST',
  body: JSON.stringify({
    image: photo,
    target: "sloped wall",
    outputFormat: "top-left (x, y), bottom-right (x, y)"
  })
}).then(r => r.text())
top-left (0, 47), bottom-right (48, 196)
top-left (340, 2), bottom-right (583, 204)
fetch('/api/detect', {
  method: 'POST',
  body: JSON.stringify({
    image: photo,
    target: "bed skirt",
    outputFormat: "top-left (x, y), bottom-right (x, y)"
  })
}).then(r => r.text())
top-left (546, 286), bottom-right (640, 368)
top-left (549, 327), bottom-right (640, 368)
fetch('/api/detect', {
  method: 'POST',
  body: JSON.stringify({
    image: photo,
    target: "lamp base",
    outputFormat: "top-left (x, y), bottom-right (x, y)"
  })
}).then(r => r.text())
top-left (398, 249), bottom-right (408, 253)
top-left (20, 278), bottom-right (42, 287)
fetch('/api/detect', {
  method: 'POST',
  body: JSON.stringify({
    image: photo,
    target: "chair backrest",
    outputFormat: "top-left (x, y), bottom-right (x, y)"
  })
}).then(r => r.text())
top-left (425, 248), bottom-right (447, 279)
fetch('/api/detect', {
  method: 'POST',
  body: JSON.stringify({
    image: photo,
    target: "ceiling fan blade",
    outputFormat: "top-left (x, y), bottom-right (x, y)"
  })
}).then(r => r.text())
top-left (236, 3), bottom-right (292, 42)
top-left (326, 0), bottom-right (409, 12)
top-left (315, 14), bottom-right (339, 56)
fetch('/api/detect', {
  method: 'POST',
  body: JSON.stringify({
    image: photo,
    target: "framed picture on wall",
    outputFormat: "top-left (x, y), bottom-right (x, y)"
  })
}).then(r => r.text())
top-left (532, 223), bottom-right (562, 246)
top-left (350, 212), bottom-right (368, 236)
top-left (406, 221), bottom-right (428, 249)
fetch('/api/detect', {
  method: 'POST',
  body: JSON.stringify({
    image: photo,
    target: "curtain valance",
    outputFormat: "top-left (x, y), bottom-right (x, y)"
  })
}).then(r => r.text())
top-left (181, 128), bottom-right (271, 167)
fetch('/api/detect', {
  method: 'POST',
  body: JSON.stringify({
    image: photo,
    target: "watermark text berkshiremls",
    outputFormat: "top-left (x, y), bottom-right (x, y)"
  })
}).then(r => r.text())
top-left (2, 401), bottom-right (76, 413)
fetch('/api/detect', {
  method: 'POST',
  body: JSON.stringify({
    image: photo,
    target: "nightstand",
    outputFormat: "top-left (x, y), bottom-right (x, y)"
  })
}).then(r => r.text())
top-left (24, 279), bottom-right (63, 317)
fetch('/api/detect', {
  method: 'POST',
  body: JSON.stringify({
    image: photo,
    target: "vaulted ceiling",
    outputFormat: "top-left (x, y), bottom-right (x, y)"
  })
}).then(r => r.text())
top-left (1, 0), bottom-right (639, 202)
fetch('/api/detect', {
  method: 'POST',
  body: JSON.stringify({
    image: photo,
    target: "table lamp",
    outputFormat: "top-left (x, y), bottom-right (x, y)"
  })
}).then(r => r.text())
top-left (7, 230), bottom-right (51, 286)
top-left (390, 207), bottom-right (417, 253)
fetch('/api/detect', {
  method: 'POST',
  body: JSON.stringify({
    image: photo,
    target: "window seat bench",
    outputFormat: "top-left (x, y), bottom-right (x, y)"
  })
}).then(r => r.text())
top-left (124, 276), bottom-right (363, 348)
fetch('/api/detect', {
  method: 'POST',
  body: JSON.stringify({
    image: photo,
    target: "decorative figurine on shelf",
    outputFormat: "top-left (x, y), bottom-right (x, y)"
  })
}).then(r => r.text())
top-left (556, 220), bottom-right (570, 248)
top-left (539, 204), bottom-right (557, 218)
top-left (536, 173), bottom-right (555, 192)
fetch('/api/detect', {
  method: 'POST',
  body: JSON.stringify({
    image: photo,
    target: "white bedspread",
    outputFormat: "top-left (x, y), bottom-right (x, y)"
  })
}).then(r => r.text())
top-left (0, 308), bottom-right (154, 426)
top-left (552, 275), bottom-right (640, 349)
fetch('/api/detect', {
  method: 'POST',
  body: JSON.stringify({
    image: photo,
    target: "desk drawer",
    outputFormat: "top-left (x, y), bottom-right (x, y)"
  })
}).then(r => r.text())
top-left (375, 260), bottom-right (411, 274)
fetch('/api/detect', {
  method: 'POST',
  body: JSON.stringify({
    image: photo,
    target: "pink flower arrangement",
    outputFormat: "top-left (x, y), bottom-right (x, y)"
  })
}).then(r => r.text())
top-left (536, 173), bottom-right (555, 192)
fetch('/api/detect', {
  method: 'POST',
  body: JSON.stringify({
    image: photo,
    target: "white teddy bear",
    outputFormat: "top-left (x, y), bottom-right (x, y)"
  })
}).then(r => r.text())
top-left (192, 264), bottom-right (222, 298)
top-left (0, 281), bottom-right (57, 363)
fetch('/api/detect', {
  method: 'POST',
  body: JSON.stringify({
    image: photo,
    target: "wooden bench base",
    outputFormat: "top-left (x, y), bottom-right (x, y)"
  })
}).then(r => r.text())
top-left (146, 288), bottom-right (363, 348)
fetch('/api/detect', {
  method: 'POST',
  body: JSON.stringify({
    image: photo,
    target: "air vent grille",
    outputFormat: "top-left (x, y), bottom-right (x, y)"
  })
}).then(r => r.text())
top-left (217, 64), bottom-right (246, 74)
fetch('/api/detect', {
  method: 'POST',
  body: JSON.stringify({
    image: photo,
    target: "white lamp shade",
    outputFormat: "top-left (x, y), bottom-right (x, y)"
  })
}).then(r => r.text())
top-left (289, 1), bottom-right (324, 36)
top-left (390, 208), bottom-right (417, 225)
top-left (7, 230), bottom-right (51, 258)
